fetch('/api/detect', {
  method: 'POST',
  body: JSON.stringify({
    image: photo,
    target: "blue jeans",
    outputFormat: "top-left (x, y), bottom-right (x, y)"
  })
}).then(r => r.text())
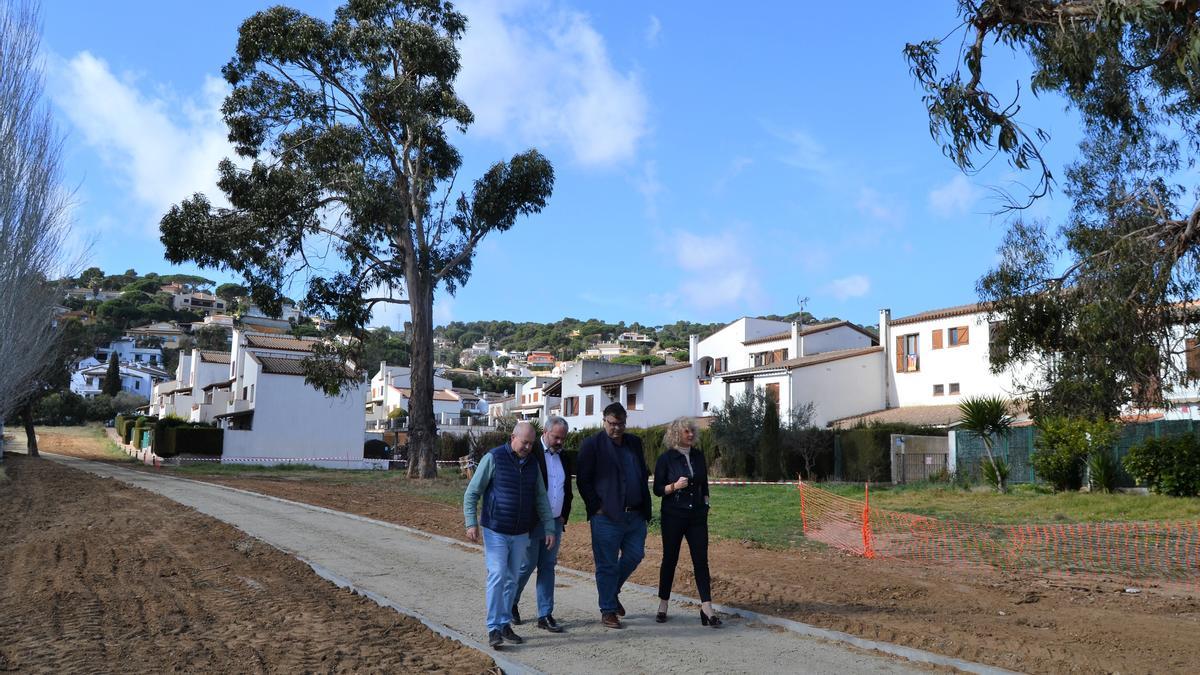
top-left (590, 512), bottom-right (647, 614)
top-left (515, 518), bottom-right (563, 618)
top-left (482, 527), bottom-right (530, 632)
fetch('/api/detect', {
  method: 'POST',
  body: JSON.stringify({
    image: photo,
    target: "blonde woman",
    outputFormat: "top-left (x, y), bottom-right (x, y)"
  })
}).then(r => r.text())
top-left (652, 417), bottom-right (720, 627)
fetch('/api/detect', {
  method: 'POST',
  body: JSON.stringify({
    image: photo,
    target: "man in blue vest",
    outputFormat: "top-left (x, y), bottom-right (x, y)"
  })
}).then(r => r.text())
top-left (464, 421), bottom-right (556, 649)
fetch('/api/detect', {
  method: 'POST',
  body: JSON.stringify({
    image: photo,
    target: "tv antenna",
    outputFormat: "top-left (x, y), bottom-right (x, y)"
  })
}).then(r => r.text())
top-left (796, 295), bottom-right (809, 324)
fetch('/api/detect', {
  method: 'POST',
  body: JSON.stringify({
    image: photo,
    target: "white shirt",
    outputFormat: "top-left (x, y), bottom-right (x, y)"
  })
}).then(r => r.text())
top-left (543, 439), bottom-right (566, 519)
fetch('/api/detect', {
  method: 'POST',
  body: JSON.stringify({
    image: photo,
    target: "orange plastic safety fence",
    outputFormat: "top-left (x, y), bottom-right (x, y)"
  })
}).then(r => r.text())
top-left (797, 481), bottom-right (1200, 584)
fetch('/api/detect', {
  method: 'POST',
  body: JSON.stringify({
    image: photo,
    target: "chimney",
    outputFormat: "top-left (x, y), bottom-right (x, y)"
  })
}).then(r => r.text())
top-left (688, 334), bottom-right (699, 363)
top-left (791, 321), bottom-right (804, 358)
top-left (879, 308), bottom-right (891, 409)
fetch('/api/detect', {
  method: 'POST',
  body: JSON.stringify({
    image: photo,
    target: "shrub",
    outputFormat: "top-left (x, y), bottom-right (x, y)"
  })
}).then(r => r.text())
top-left (1124, 435), bottom-right (1200, 497)
top-left (1031, 417), bottom-right (1117, 491)
top-left (1088, 449), bottom-right (1120, 494)
top-left (84, 394), bottom-right (115, 422)
top-left (152, 416), bottom-right (190, 456)
top-left (982, 456), bottom-right (1010, 491)
top-left (165, 426), bottom-right (222, 457)
top-left (387, 407), bottom-right (408, 419)
top-left (32, 392), bottom-right (88, 425)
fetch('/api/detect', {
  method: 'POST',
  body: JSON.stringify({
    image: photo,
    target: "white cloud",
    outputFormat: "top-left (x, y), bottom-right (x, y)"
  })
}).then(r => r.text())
top-left (769, 126), bottom-right (832, 176)
top-left (855, 187), bottom-right (904, 224)
top-left (457, 0), bottom-right (649, 167)
top-left (713, 156), bottom-right (752, 193)
top-left (659, 229), bottom-right (764, 311)
top-left (928, 174), bottom-right (981, 217)
top-left (822, 274), bottom-right (871, 301)
top-left (48, 52), bottom-right (234, 235)
top-left (645, 15), bottom-right (661, 46)
top-left (632, 160), bottom-right (663, 218)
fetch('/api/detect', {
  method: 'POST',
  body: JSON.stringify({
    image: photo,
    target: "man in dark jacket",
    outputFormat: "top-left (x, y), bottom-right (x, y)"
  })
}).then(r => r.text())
top-left (575, 402), bottom-right (650, 629)
top-left (513, 415), bottom-right (573, 632)
top-left (464, 422), bottom-right (556, 649)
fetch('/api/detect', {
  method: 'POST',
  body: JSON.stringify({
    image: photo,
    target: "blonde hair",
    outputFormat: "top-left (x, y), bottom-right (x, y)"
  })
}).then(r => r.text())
top-left (663, 416), bottom-right (698, 449)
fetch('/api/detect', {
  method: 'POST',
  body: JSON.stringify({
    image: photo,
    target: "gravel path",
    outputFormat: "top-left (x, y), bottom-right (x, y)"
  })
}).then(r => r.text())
top-left (52, 454), bottom-right (929, 674)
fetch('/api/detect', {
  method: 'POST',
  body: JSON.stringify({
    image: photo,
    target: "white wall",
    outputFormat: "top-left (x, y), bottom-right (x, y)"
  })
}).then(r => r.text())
top-left (791, 352), bottom-right (886, 426)
top-left (222, 372), bottom-right (366, 468)
top-left (887, 312), bottom-right (1034, 407)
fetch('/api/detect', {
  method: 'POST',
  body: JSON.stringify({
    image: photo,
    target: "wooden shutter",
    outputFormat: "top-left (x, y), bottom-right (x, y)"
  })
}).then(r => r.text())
top-left (958, 325), bottom-right (969, 345)
top-left (895, 336), bottom-right (904, 371)
top-left (585, 395), bottom-right (594, 416)
top-left (765, 382), bottom-right (780, 403)
top-left (627, 393), bottom-right (636, 409)
top-left (932, 329), bottom-right (943, 350)
top-left (1188, 338), bottom-right (1200, 379)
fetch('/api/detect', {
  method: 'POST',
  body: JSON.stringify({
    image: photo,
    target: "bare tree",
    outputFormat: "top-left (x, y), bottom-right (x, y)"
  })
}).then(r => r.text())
top-left (0, 0), bottom-right (76, 456)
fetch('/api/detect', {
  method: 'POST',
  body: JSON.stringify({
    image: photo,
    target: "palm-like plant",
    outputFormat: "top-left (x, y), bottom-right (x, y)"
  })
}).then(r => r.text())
top-left (957, 396), bottom-right (1014, 492)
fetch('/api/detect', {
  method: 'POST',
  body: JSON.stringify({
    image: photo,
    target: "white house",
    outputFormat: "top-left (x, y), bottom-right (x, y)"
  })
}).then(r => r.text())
top-left (70, 361), bottom-right (168, 400)
top-left (171, 290), bottom-right (227, 316)
top-left (212, 330), bottom-right (369, 468)
top-left (149, 349), bottom-right (232, 420)
top-left (124, 321), bottom-right (186, 349)
top-left (558, 360), bottom-right (695, 429)
top-left (95, 338), bottom-right (163, 367)
top-left (365, 362), bottom-right (452, 424)
top-left (695, 318), bottom-right (877, 418)
top-left (512, 376), bottom-right (560, 421)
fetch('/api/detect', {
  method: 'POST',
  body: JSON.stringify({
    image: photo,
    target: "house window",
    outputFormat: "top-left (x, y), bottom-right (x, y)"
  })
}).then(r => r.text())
top-left (702, 401), bottom-right (710, 412)
top-left (627, 392), bottom-right (636, 410)
top-left (896, 334), bottom-right (919, 372)
top-left (933, 384), bottom-right (944, 396)
top-left (949, 382), bottom-right (960, 395)
top-left (134, 380), bottom-right (140, 390)
top-left (534, 392), bottom-right (539, 402)
top-left (249, 384), bottom-right (255, 402)
top-left (932, 329), bottom-right (943, 350)
top-left (242, 386), bottom-right (248, 400)
top-left (585, 394), bottom-right (594, 416)
top-left (713, 357), bottom-right (728, 374)
top-left (989, 321), bottom-right (1009, 362)
top-left (564, 396), bottom-right (579, 416)
top-left (949, 326), bottom-right (969, 346)
top-left (765, 382), bottom-right (780, 403)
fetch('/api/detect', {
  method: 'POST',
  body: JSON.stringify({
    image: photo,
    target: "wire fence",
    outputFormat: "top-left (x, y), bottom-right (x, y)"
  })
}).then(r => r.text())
top-left (798, 481), bottom-right (1200, 585)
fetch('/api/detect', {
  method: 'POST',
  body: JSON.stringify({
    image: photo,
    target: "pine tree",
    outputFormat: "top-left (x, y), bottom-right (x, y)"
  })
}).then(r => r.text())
top-left (758, 397), bottom-right (782, 482)
top-left (102, 352), bottom-right (122, 397)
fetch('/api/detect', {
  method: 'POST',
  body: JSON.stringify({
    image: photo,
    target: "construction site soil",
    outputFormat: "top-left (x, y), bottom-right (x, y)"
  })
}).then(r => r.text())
top-left (26, 428), bottom-right (1200, 674)
top-left (0, 448), bottom-right (495, 673)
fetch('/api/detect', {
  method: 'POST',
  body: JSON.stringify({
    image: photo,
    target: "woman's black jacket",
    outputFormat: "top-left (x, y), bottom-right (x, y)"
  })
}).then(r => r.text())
top-left (653, 447), bottom-right (709, 516)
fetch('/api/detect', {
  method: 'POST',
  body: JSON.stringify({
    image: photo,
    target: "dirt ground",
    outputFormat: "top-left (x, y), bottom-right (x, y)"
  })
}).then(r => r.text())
top-left (0, 450), bottom-right (496, 673)
top-left (38, 428), bottom-right (1200, 674)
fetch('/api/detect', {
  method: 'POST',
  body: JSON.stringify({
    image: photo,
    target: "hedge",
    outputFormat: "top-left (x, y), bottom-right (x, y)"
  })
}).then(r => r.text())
top-left (161, 426), bottom-right (223, 457)
top-left (130, 416), bottom-right (157, 449)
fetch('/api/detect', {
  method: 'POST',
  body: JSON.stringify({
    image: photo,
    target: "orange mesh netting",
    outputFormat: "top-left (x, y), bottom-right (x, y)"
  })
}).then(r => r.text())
top-left (798, 481), bottom-right (1200, 584)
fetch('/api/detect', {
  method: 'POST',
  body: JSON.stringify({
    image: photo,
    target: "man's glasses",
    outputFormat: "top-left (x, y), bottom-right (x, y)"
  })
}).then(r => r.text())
top-left (603, 418), bottom-right (626, 428)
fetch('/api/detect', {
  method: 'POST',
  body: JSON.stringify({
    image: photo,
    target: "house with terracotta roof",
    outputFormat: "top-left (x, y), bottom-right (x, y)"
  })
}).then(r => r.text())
top-left (149, 349), bottom-right (232, 420)
top-left (558, 359), bottom-right (696, 429)
top-left (365, 362), bottom-right (453, 426)
top-left (210, 329), bottom-right (368, 467)
top-left (692, 317), bottom-right (879, 424)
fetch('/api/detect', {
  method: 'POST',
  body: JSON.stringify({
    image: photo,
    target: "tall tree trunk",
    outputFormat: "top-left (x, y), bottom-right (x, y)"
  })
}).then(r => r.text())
top-left (406, 271), bottom-right (438, 479)
top-left (20, 403), bottom-right (38, 457)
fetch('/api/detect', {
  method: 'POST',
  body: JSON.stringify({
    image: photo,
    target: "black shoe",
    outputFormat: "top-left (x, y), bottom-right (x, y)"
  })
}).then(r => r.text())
top-left (700, 609), bottom-right (723, 628)
top-left (488, 629), bottom-right (503, 649)
top-left (500, 625), bottom-right (524, 644)
top-left (511, 603), bottom-right (522, 625)
top-left (655, 611), bottom-right (667, 623)
top-left (615, 598), bottom-right (626, 617)
top-left (537, 615), bottom-right (564, 633)
top-left (601, 612), bottom-right (623, 629)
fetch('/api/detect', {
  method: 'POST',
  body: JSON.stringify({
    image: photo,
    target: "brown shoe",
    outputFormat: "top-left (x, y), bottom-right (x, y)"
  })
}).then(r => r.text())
top-left (601, 612), bottom-right (623, 629)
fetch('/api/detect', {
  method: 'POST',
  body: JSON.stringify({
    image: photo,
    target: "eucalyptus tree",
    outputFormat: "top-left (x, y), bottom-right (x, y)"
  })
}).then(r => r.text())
top-left (0, 0), bottom-right (75, 454)
top-left (160, 0), bottom-right (554, 477)
top-left (908, 1), bottom-right (1200, 418)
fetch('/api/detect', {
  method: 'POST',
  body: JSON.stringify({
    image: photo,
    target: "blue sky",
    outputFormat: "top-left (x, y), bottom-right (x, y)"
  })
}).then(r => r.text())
top-left (40, 1), bottom-right (1082, 330)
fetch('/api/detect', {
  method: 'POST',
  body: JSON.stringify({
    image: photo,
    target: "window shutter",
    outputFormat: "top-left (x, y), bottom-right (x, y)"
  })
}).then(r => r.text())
top-left (959, 325), bottom-right (969, 345)
top-left (895, 336), bottom-right (904, 371)
top-left (1188, 338), bottom-right (1200, 379)
top-left (932, 329), bottom-right (943, 350)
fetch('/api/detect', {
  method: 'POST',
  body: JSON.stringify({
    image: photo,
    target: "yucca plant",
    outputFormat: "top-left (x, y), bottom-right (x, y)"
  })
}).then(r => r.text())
top-left (958, 395), bottom-right (1014, 493)
top-left (1088, 450), bottom-right (1120, 494)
